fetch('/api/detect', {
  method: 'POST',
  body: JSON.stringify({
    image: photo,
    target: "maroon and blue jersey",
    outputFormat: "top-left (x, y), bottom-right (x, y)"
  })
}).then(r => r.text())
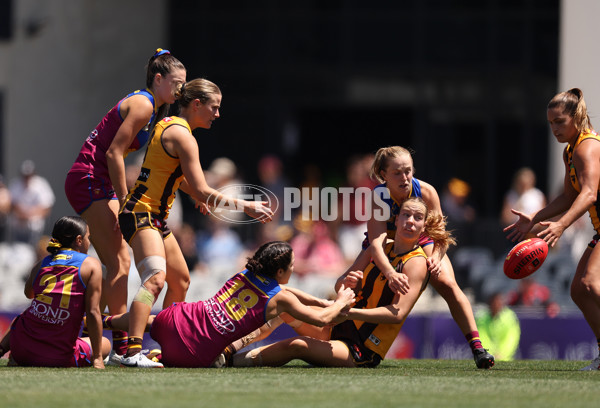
top-left (10, 249), bottom-right (88, 367)
top-left (151, 269), bottom-right (281, 367)
top-left (68, 89), bottom-right (157, 183)
top-left (363, 178), bottom-right (432, 249)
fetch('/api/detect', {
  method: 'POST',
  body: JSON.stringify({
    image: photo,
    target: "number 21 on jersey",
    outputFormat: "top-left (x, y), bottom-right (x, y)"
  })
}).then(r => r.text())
top-left (35, 272), bottom-right (74, 309)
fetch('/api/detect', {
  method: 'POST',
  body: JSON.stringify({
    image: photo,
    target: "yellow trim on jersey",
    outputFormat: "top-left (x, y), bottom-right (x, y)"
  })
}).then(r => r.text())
top-left (566, 130), bottom-right (600, 233)
top-left (356, 242), bottom-right (428, 358)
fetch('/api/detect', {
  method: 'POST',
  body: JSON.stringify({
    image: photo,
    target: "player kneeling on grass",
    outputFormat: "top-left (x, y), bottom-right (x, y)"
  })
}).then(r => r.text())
top-left (229, 197), bottom-right (454, 368)
top-left (0, 216), bottom-right (111, 368)
top-left (101, 241), bottom-right (356, 367)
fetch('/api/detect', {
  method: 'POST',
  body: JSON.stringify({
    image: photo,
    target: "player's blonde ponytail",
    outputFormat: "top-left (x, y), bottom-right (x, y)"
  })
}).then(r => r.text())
top-left (548, 88), bottom-right (594, 133)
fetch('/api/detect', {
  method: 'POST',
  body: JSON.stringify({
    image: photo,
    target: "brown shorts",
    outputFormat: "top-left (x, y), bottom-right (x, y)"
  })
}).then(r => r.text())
top-left (331, 320), bottom-right (382, 368)
top-left (118, 211), bottom-right (172, 243)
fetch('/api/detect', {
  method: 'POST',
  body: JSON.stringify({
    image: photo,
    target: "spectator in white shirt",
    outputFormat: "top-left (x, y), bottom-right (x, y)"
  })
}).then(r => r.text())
top-left (8, 160), bottom-right (55, 245)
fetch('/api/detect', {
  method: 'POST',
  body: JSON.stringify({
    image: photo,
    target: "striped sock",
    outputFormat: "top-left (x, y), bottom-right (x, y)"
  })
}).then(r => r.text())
top-left (466, 331), bottom-right (483, 351)
top-left (82, 313), bottom-right (111, 336)
top-left (112, 331), bottom-right (128, 355)
top-left (125, 336), bottom-right (143, 357)
top-left (102, 315), bottom-right (113, 330)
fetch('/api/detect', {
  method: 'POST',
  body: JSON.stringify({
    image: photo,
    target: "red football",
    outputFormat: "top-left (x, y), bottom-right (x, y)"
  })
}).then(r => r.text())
top-left (503, 238), bottom-right (549, 279)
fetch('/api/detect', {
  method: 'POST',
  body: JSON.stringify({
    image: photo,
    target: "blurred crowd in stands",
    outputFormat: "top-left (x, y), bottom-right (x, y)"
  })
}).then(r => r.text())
top-left (0, 156), bottom-right (588, 318)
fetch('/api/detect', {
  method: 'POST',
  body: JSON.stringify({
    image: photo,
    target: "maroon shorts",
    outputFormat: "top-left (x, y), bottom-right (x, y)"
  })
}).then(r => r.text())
top-left (151, 305), bottom-right (200, 367)
top-left (10, 335), bottom-right (92, 368)
top-left (72, 338), bottom-right (93, 367)
top-left (65, 172), bottom-right (117, 214)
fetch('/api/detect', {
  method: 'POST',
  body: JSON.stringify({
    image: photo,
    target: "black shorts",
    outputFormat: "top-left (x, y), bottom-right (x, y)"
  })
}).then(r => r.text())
top-left (588, 234), bottom-right (600, 249)
top-left (118, 211), bottom-right (172, 243)
top-left (331, 320), bottom-right (382, 368)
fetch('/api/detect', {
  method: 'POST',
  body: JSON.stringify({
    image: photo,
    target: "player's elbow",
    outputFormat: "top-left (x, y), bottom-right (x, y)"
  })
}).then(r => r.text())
top-left (583, 190), bottom-right (597, 206)
top-left (387, 306), bottom-right (407, 324)
top-left (312, 317), bottom-right (330, 327)
top-left (85, 306), bottom-right (102, 325)
top-left (105, 148), bottom-right (121, 162)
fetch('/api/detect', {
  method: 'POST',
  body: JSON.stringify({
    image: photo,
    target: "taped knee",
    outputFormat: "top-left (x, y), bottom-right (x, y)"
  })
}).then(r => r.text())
top-left (136, 255), bottom-right (166, 284)
top-left (133, 285), bottom-right (156, 308)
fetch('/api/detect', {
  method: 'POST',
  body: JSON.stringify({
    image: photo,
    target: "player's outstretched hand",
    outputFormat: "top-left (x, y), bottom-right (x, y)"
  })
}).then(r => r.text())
top-left (198, 201), bottom-right (210, 215)
top-left (537, 220), bottom-right (566, 248)
top-left (503, 209), bottom-right (534, 242)
top-left (244, 201), bottom-right (274, 223)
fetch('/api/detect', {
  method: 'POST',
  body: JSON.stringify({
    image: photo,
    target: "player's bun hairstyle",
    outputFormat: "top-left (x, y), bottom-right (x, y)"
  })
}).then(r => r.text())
top-left (401, 197), bottom-right (456, 254)
top-left (46, 216), bottom-right (88, 255)
top-left (175, 78), bottom-right (221, 107)
top-left (370, 146), bottom-right (415, 183)
top-left (245, 241), bottom-right (293, 278)
top-left (548, 88), bottom-right (593, 133)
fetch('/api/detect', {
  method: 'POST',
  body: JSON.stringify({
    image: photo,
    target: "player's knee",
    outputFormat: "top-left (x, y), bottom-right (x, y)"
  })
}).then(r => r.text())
top-left (137, 255), bottom-right (166, 284)
top-left (101, 336), bottom-right (112, 358)
top-left (288, 337), bottom-right (311, 354)
top-left (572, 276), bottom-right (600, 301)
top-left (144, 272), bottom-right (166, 295)
top-left (433, 278), bottom-right (460, 299)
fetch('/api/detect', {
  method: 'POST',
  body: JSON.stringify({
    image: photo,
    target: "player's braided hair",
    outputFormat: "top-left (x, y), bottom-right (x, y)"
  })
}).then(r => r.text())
top-left (47, 216), bottom-right (88, 254)
top-left (245, 241), bottom-right (293, 278)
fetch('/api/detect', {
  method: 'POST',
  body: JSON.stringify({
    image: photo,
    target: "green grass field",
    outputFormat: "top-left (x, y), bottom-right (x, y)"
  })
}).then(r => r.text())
top-left (1, 359), bottom-right (599, 408)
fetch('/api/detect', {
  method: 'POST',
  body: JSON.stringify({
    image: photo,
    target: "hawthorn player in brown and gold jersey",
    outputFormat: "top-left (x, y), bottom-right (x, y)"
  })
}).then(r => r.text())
top-left (118, 78), bottom-right (273, 368)
top-left (506, 88), bottom-right (600, 371)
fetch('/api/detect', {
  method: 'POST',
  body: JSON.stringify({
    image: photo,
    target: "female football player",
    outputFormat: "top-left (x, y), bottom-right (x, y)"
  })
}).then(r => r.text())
top-left (65, 49), bottom-right (186, 364)
top-left (505, 88), bottom-right (600, 371)
top-left (0, 216), bottom-right (110, 368)
top-left (117, 78), bottom-right (274, 367)
top-left (101, 241), bottom-right (355, 367)
top-left (340, 146), bottom-right (495, 368)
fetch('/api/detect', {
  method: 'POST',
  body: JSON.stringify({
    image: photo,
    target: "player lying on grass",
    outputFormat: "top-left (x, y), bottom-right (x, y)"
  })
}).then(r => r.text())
top-left (0, 216), bottom-right (111, 368)
top-left (224, 197), bottom-right (455, 368)
top-left (100, 241), bottom-right (356, 367)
